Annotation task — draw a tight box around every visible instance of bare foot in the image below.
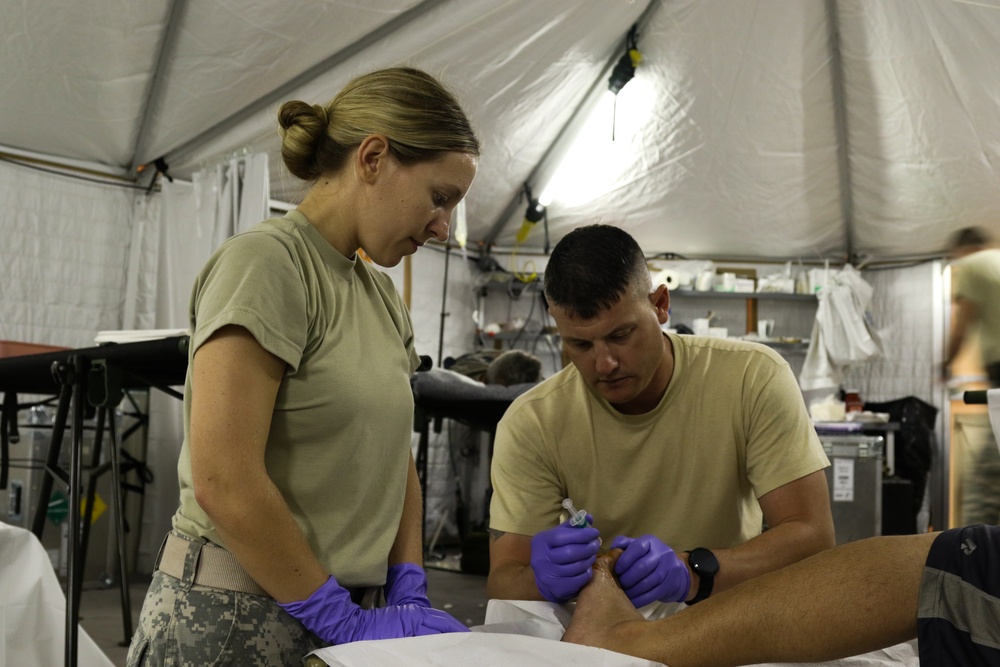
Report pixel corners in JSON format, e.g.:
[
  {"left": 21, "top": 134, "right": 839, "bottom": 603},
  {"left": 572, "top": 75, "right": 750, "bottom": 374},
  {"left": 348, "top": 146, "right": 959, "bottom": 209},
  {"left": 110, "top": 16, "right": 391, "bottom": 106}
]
[{"left": 562, "top": 549, "right": 645, "bottom": 652}]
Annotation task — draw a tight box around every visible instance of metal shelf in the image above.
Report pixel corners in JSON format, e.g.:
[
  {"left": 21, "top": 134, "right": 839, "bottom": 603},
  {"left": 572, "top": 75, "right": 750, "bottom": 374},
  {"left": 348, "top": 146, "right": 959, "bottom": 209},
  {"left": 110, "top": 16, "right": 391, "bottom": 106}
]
[
  {"left": 670, "top": 289, "right": 817, "bottom": 335},
  {"left": 479, "top": 331, "right": 558, "bottom": 342},
  {"left": 670, "top": 290, "right": 816, "bottom": 301},
  {"left": 755, "top": 340, "right": 809, "bottom": 350}
]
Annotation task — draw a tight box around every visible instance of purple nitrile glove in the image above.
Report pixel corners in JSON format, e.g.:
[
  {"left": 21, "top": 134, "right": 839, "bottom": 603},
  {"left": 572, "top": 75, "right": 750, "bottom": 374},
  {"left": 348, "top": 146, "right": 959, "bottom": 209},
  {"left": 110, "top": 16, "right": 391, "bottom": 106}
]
[
  {"left": 611, "top": 534, "right": 691, "bottom": 607},
  {"left": 530, "top": 515, "right": 601, "bottom": 603},
  {"left": 279, "top": 574, "right": 469, "bottom": 645},
  {"left": 384, "top": 562, "right": 432, "bottom": 607}
]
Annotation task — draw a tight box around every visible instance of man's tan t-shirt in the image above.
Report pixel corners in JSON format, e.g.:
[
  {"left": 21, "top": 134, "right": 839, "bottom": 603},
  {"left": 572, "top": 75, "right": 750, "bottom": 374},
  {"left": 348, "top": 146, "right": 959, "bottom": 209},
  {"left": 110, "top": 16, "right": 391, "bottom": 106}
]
[{"left": 490, "top": 334, "right": 829, "bottom": 552}]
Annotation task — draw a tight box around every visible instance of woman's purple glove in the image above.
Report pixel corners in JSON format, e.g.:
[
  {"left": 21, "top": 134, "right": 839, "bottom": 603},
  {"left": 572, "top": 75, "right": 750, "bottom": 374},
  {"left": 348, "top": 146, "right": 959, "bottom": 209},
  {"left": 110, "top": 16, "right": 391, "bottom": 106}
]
[
  {"left": 384, "top": 562, "right": 433, "bottom": 607},
  {"left": 278, "top": 575, "right": 469, "bottom": 645},
  {"left": 611, "top": 534, "right": 691, "bottom": 607},
  {"left": 530, "top": 515, "right": 601, "bottom": 603}
]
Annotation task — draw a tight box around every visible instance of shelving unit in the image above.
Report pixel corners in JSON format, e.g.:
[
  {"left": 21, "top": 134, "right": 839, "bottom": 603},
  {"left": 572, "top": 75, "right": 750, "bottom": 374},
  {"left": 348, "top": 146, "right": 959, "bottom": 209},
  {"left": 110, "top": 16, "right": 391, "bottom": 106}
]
[
  {"left": 669, "top": 289, "right": 817, "bottom": 335},
  {"left": 472, "top": 276, "right": 816, "bottom": 361},
  {"left": 473, "top": 273, "right": 562, "bottom": 375}
]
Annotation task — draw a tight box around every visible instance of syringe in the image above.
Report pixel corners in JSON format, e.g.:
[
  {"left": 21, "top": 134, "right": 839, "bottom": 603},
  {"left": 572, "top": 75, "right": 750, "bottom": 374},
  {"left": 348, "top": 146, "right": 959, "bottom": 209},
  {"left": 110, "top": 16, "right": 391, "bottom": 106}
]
[{"left": 562, "top": 498, "right": 589, "bottom": 527}]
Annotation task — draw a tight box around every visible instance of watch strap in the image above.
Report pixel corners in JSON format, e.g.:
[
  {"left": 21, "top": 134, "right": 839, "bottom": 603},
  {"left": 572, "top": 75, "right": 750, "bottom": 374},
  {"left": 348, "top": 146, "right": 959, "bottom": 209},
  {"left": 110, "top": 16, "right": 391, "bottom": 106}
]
[{"left": 685, "top": 548, "right": 717, "bottom": 605}]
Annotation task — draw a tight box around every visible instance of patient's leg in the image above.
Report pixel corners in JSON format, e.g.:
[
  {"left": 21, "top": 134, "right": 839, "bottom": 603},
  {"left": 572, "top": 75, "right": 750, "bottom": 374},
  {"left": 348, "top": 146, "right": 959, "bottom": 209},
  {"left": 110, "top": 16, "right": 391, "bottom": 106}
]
[
  {"left": 565, "top": 533, "right": 934, "bottom": 667},
  {"left": 562, "top": 549, "right": 644, "bottom": 648}
]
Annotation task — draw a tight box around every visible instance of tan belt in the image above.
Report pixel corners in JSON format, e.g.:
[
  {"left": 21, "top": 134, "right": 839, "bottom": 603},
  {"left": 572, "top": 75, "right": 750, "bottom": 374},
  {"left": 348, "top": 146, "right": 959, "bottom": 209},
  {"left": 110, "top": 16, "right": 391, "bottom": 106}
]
[
  {"left": 155, "top": 532, "right": 383, "bottom": 608},
  {"left": 157, "top": 532, "right": 269, "bottom": 597}
]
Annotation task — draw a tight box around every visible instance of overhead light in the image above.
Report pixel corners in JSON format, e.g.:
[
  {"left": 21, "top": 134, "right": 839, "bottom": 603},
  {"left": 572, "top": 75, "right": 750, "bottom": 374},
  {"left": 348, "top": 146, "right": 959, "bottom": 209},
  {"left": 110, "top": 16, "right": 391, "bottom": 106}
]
[
  {"left": 513, "top": 182, "right": 551, "bottom": 251},
  {"left": 515, "top": 200, "right": 545, "bottom": 243},
  {"left": 608, "top": 24, "right": 642, "bottom": 95},
  {"left": 511, "top": 22, "right": 649, "bottom": 224},
  {"left": 516, "top": 185, "right": 546, "bottom": 244}
]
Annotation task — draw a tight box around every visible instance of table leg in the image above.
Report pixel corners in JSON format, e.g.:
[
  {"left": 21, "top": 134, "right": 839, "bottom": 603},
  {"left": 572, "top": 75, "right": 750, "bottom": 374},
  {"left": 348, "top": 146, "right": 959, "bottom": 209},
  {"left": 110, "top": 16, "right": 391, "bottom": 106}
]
[{"left": 886, "top": 431, "right": 895, "bottom": 477}]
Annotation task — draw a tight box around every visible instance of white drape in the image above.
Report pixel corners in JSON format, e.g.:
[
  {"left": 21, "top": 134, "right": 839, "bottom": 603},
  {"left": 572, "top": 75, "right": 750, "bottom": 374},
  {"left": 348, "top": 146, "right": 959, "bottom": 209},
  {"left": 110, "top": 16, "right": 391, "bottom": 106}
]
[
  {"left": 800, "top": 265, "right": 885, "bottom": 392},
  {"left": 0, "top": 523, "right": 115, "bottom": 667},
  {"left": 132, "top": 154, "right": 269, "bottom": 573}
]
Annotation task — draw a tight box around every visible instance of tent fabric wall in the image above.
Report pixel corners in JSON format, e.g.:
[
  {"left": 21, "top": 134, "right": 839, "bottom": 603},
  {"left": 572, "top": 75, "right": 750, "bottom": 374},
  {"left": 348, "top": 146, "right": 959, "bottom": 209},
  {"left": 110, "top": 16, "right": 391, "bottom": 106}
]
[
  {"left": 0, "top": 160, "right": 135, "bottom": 348},
  {"left": 8, "top": 1, "right": 999, "bottom": 260},
  {"left": 382, "top": 248, "right": 481, "bottom": 370},
  {"left": 532, "top": 0, "right": 845, "bottom": 258},
  {"left": 840, "top": 1, "right": 1000, "bottom": 257},
  {"left": 843, "top": 263, "right": 941, "bottom": 407}
]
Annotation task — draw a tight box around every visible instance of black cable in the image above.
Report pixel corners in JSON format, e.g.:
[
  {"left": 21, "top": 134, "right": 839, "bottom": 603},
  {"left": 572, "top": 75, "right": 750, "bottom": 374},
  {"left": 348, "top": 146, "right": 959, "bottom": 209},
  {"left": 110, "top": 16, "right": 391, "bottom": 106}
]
[
  {"left": 542, "top": 208, "right": 550, "bottom": 254},
  {"left": 510, "top": 280, "right": 540, "bottom": 348},
  {"left": 119, "top": 447, "right": 154, "bottom": 484},
  {"left": 445, "top": 420, "right": 468, "bottom": 539}
]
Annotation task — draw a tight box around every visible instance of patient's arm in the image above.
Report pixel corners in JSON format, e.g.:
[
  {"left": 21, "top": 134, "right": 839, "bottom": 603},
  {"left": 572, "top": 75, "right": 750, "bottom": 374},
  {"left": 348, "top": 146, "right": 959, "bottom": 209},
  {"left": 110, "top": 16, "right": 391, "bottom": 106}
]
[{"left": 564, "top": 533, "right": 932, "bottom": 667}]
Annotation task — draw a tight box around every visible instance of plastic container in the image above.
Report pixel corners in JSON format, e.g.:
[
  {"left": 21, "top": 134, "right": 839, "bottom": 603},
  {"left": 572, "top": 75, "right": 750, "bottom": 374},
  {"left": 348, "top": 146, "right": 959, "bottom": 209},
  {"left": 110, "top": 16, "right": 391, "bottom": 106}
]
[{"left": 844, "top": 390, "right": 863, "bottom": 413}]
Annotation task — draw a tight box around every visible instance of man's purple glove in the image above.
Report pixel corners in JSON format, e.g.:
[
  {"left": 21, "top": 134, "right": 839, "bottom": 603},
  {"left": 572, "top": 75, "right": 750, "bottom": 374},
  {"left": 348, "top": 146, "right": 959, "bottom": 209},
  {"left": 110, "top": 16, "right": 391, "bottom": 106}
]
[
  {"left": 610, "top": 534, "right": 691, "bottom": 607},
  {"left": 279, "top": 574, "right": 469, "bottom": 645},
  {"left": 530, "top": 515, "right": 601, "bottom": 603},
  {"left": 384, "top": 562, "right": 432, "bottom": 607}
]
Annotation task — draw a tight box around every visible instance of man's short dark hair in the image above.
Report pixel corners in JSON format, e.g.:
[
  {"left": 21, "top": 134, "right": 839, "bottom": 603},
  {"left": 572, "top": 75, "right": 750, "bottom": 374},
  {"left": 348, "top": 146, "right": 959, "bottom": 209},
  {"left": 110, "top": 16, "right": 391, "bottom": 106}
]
[
  {"left": 949, "top": 226, "right": 992, "bottom": 251},
  {"left": 543, "top": 224, "right": 649, "bottom": 319}
]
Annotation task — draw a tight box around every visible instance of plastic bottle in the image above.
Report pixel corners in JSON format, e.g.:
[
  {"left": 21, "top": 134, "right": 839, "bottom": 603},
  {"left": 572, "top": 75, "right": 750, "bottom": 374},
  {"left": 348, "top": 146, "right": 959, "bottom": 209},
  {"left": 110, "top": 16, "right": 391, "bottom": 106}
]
[
  {"left": 795, "top": 270, "right": 809, "bottom": 294},
  {"left": 844, "top": 389, "right": 863, "bottom": 413}
]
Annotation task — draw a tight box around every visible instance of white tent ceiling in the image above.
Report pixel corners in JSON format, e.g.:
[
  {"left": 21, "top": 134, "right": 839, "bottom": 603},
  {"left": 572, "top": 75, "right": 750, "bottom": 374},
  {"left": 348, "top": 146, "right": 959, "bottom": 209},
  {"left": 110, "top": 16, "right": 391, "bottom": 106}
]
[{"left": 4, "top": 0, "right": 1000, "bottom": 262}]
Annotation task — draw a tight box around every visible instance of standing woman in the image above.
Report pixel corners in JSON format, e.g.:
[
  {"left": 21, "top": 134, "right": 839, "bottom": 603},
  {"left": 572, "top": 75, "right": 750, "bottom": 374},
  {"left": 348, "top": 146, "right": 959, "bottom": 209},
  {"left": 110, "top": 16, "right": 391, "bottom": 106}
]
[{"left": 127, "top": 67, "right": 479, "bottom": 666}]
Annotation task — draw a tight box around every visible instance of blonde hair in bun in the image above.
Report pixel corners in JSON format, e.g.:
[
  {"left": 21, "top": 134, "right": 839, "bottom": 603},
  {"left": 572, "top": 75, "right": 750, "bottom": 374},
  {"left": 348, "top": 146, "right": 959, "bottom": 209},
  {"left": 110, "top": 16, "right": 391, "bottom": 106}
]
[{"left": 278, "top": 66, "right": 479, "bottom": 183}]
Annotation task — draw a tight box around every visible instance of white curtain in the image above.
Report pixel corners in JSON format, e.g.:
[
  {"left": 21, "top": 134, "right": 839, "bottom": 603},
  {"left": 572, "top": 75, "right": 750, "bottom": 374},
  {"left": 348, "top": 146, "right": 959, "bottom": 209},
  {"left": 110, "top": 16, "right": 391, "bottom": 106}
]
[{"left": 132, "top": 154, "right": 269, "bottom": 572}]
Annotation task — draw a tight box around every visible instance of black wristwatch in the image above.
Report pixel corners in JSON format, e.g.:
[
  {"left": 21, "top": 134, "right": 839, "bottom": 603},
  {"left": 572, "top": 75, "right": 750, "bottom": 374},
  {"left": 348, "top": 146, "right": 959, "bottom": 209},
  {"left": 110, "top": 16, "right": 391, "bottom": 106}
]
[{"left": 685, "top": 548, "right": 719, "bottom": 605}]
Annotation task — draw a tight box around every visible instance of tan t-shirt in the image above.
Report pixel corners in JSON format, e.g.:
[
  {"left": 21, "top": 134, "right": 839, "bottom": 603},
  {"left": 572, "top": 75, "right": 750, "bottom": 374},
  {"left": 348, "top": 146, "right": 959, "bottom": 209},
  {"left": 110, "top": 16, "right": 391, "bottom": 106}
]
[
  {"left": 953, "top": 248, "right": 1000, "bottom": 366},
  {"left": 490, "top": 334, "right": 829, "bottom": 552},
  {"left": 172, "top": 211, "right": 420, "bottom": 587}
]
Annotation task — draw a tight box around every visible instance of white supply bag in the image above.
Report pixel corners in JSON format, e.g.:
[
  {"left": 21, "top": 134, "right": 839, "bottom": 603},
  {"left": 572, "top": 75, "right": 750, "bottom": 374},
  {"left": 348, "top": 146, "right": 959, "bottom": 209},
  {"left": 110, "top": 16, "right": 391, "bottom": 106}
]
[{"left": 800, "top": 265, "right": 884, "bottom": 390}]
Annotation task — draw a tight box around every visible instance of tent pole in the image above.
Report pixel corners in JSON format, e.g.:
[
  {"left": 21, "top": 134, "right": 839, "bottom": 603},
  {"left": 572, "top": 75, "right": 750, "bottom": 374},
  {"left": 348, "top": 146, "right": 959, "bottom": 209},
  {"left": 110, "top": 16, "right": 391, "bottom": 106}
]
[
  {"left": 824, "top": 0, "right": 856, "bottom": 264},
  {"left": 157, "top": 0, "right": 450, "bottom": 170},
  {"left": 437, "top": 245, "right": 451, "bottom": 369},
  {"left": 128, "top": 0, "right": 190, "bottom": 174},
  {"left": 0, "top": 150, "right": 134, "bottom": 183},
  {"left": 481, "top": 0, "right": 662, "bottom": 252}
]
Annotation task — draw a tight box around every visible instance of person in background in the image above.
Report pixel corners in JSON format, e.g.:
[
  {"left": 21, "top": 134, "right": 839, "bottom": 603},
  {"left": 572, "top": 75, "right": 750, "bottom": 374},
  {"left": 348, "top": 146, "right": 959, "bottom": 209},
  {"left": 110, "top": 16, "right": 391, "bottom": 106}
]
[
  {"left": 488, "top": 224, "right": 835, "bottom": 613},
  {"left": 485, "top": 349, "right": 543, "bottom": 386},
  {"left": 446, "top": 349, "right": 503, "bottom": 382},
  {"left": 127, "top": 67, "right": 479, "bottom": 665},
  {"left": 564, "top": 525, "right": 1000, "bottom": 666},
  {"left": 943, "top": 226, "right": 1000, "bottom": 387},
  {"left": 943, "top": 226, "right": 1000, "bottom": 525}
]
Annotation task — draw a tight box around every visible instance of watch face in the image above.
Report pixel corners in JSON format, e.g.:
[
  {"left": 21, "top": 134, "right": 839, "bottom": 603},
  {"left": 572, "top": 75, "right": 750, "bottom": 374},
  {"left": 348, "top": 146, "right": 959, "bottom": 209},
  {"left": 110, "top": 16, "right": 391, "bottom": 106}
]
[{"left": 690, "top": 548, "right": 719, "bottom": 576}]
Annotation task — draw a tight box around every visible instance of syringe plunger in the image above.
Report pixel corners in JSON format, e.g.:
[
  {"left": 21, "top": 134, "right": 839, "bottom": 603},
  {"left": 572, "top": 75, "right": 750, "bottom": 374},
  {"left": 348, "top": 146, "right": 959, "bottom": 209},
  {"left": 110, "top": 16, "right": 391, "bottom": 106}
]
[{"left": 562, "top": 498, "right": 588, "bottom": 527}]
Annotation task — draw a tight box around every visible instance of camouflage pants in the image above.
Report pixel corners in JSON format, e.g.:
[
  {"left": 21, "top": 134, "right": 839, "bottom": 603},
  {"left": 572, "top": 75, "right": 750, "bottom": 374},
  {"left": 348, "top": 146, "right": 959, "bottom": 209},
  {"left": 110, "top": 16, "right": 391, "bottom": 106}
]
[{"left": 126, "top": 545, "right": 322, "bottom": 666}]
